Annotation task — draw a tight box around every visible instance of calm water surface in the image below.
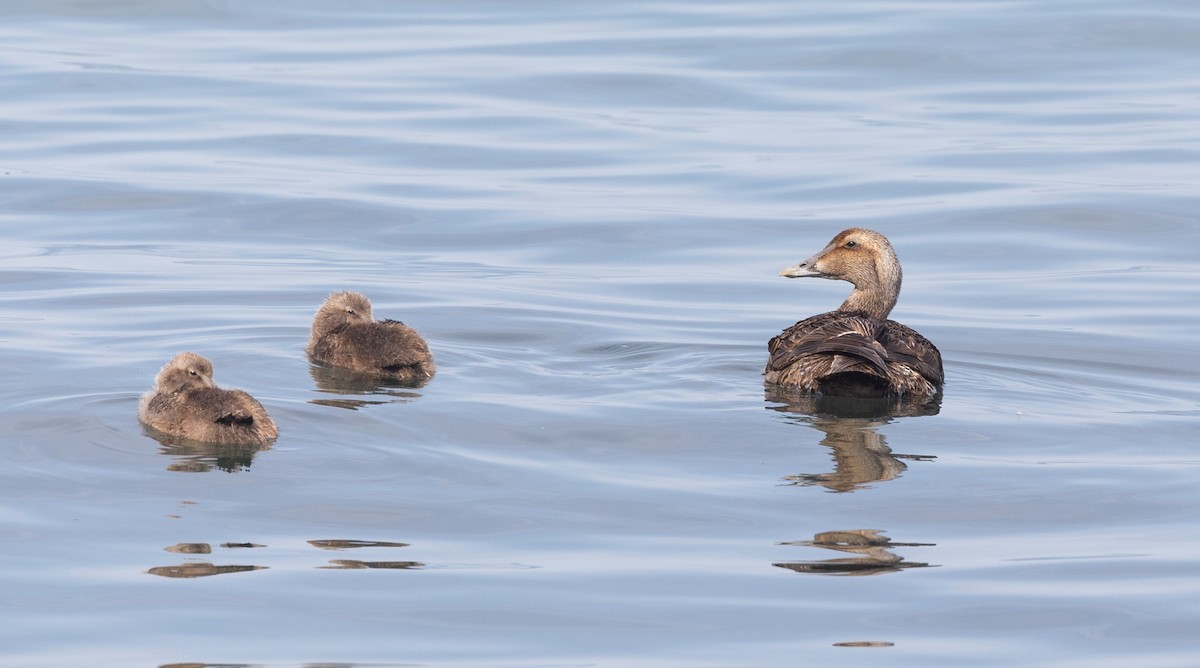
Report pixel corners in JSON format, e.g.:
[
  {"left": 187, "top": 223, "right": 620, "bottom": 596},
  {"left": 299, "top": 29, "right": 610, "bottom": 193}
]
[{"left": 2, "top": 1, "right": 1199, "bottom": 666}]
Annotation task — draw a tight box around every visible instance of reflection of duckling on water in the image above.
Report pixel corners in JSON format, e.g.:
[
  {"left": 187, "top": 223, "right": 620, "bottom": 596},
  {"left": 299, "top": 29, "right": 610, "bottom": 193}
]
[
  {"left": 307, "top": 291, "right": 435, "bottom": 383},
  {"left": 139, "top": 352, "right": 277, "bottom": 446},
  {"left": 774, "top": 529, "right": 934, "bottom": 575},
  {"left": 766, "top": 228, "right": 943, "bottom": 401}
]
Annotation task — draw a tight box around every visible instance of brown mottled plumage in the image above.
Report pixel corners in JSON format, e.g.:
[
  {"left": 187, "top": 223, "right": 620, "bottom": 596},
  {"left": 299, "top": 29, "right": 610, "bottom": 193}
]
[
  {"left": 306, "top": 291, "right": 435, "bottom": 383},
  {"left": 765, "top": 228, "right": 943, "bottom": 400},
  {"left": 139, "top": 352, "right": 278, "bottom": 446}
]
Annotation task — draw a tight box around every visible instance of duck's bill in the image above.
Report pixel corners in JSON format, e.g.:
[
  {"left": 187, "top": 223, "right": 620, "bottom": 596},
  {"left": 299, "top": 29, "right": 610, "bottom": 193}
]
[{"left": 779, "top": 260, "right": 822, "bottom": 278}]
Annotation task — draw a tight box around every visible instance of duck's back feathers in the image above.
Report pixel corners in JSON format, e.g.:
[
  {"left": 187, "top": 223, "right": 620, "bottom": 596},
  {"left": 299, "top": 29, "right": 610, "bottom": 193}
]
[{"left": 767, "top": 311, "right": 942, "bottom": 399}]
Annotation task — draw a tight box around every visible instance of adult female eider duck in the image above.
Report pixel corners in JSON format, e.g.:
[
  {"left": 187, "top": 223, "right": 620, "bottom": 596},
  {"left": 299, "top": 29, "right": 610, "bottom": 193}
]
[
  {"left": 139, "top": 352, "right": 278, "bottom": 446},
  {"left": 306, "top": 291, "right": 435, "bottom": 382},
  {"left": 765, "top": 228, "right": 943, "bottom": 400}
]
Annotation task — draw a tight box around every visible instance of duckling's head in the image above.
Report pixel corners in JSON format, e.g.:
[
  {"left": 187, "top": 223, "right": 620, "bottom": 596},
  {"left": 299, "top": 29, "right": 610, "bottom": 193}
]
[
  {"left": 779, "top": 228, "right": 902, "bottom": 318},
  {"left": 311, "top": 291, "right": 374, "bottom": 339},
  {"left": 154, "top": 352, "right": 217, "bottom": 393}
]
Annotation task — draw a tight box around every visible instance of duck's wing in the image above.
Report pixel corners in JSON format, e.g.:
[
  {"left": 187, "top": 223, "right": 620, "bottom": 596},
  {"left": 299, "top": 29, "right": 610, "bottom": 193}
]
[
  {"left": 214, "top": 412, "right": 255, "bottom": 427},
  {"left": 880, "top": 321, "right": 944, "bottom": 386},
  {"left": 199, "top": 388, "right": 273, "bottom": 431},
  {"left": 366, "top": 321, "right": 432, "bottom": 371},
  {"left": 767, "top": 312, "right": 889, "bottom": 378},
  {"left": 149, "top": 387, "right": 272, "bottom": 445}
]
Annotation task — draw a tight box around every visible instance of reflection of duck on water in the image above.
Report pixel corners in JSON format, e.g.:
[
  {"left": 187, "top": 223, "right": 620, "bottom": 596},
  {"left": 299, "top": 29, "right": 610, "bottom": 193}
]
[
  {"left": 307, "top": 360, "right": 425, "bottom": 409},
  {"left": 157, "top": 437, "right": 270, "bottom": 473},
  {"left": 148, "top": 538, "right": 419, "bottom": 577},
  {"left": 772, "top": 411, "right": 935, "bottom": 493},
  {"left": 321, "top": 560, "right": 423, "bottom": 570},
  {"left": 767, "top": 384, "right": 940, "bottom": 420},
  {"left": 311, "top": 539, "right": 422, "bottom": 569},
  {"left": 766, "top": 228, "right": 943, "bottom": 404},
  {"left": 775, "top": 529, "right": 935, "bottom": 575},
  {"left": 148, "top": 563, "right": 265, "bottom": 578}
]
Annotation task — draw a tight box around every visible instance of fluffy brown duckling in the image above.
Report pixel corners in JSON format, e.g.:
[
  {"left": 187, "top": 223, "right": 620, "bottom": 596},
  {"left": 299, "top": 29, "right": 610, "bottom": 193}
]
[
  {"left": 139, "top": 352, "right": 278, "bottom": 446},
  {"left": 765, "top": 228, "right": 943, "bottom": 400},
  {"left": 306, "top": 291, "right": 435, "bottom": 382}
]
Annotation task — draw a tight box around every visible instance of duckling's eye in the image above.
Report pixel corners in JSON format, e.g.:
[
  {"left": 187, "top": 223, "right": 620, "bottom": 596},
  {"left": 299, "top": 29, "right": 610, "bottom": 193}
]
[
  {"left": 845, "top": 240, "right": 858, "bottom": 248},
  {"left": 188, "top": 370, "right": 198, "bottom": 376}
]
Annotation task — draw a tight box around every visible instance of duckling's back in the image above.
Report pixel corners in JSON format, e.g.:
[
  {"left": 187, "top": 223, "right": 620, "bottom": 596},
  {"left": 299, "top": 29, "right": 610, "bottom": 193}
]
[
  {"left": 309, "top": 319, "right": 435, "bottom": 382},
  {"left": 141, "top": 387, "right": 277, "bottom": 446}
]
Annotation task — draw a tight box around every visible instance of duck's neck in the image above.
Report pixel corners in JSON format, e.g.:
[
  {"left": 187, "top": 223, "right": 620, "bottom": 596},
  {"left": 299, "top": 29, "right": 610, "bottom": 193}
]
[{"left": 838, "top": 261, "right": 901, "bottom": 320}]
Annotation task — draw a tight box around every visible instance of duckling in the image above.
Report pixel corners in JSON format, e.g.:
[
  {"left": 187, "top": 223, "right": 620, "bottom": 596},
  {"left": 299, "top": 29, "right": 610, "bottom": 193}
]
[
  {"left": 766, "top": 228, "right": 943, "bottom": 400},
  {"left": 139, "top": 352, "right": 277, "bottom": 446},
  {"left": 306, "top": 291, "right": 435, "bottom": 383}
]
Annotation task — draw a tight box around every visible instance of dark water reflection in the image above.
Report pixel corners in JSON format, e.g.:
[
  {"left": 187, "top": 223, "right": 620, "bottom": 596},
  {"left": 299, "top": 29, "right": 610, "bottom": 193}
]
[
  {"left": 775, "top": 529, "right": 937, "bottom": 576},
  {"left": 148, "top": 563, "right": 266, "bottom": 579},
  {"left": 165, "top": 543, "right": 214, "bottom": 554},
  {"left": 150, "top": 429, "right": 272, "bottom": 473},
  {"left": 320, "top": 560, "right": 423, "bottom": 570},
  {"left": 307, "top": 361, "right": 428, "bottom": 410},
  {"left": 149, "top": 539, "right": 418, "bottom": 577},
  {"left": 766, "top": 388, "right": 939, "bottom": 492},
  {"left": 765, "top": 386, "right": 942, "bottom": 420},
  {"left": 308, "top": 540, "right": 410, "bottom": 550}
]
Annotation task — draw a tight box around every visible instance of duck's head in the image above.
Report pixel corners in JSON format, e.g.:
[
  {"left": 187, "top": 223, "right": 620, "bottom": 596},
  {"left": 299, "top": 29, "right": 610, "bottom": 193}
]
[
  {"left": 155, "top": 352, "right": 217, "bottom": 393},
  {"left": 312, "top": 291, "right": 374, "bottom": 336},
  {"left": 779, "top": 228, "right": 902, "bottom": 318}
]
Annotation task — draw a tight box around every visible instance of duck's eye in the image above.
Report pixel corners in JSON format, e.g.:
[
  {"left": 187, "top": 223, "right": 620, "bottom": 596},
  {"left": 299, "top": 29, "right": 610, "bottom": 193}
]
[
  {"left": 845, "top": 240, "right": 858, "bottom": 248},
  {"left": 188, "top": 370, "right": 198, "bottom": 376}
]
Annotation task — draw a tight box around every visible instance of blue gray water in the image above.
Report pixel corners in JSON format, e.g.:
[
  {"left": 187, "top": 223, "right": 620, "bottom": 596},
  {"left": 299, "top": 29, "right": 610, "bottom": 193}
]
[{"left": 2, "top": 1, "right": 1199, "bottom": 666}]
